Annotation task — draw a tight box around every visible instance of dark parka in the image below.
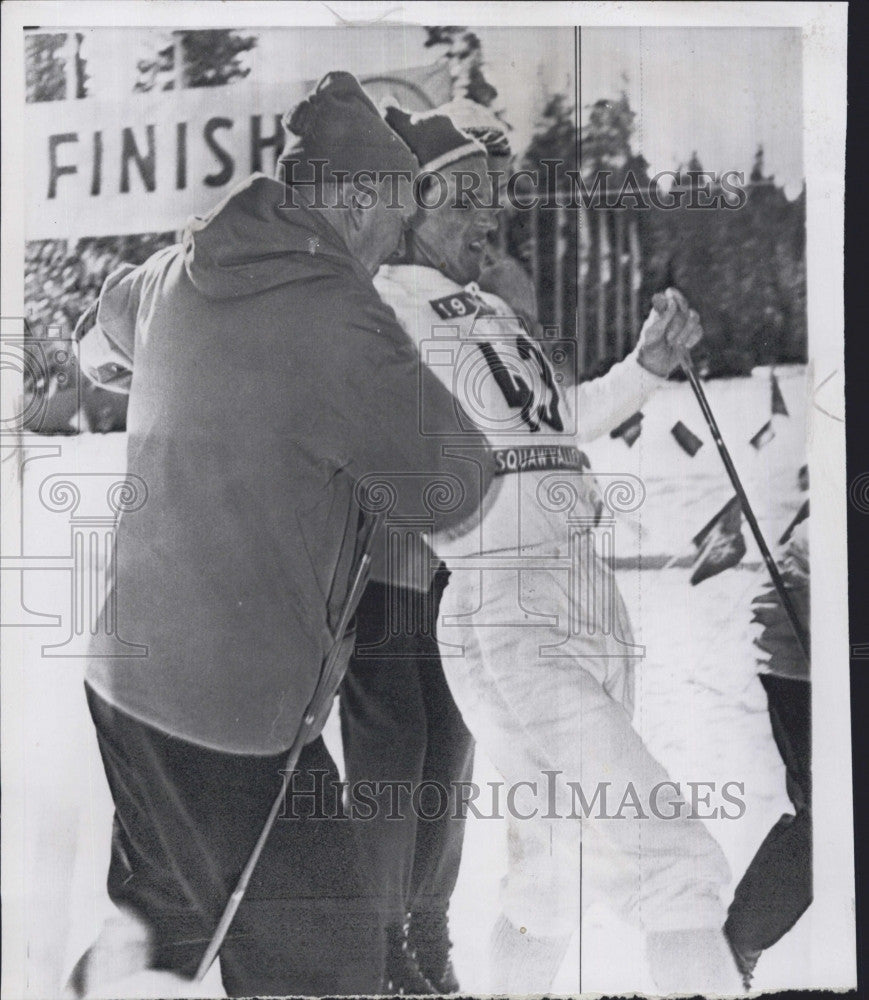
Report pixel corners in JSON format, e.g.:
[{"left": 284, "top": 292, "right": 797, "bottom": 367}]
[{"left": 83, "top": 174, "right": 494, "bottom": 754}]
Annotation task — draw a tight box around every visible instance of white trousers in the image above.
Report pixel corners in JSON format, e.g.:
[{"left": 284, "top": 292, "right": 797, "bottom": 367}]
[{"left": 437, "top": 545, "right": 730, "bottom": 937}]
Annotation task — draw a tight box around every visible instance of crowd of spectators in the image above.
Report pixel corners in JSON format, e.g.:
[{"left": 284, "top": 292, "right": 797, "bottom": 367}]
[
  {"left": 24, "top": 234, "right": 174, "bottom": 433},
  {"left": 25, "top": 235, "right": 174, "bottom": 338}
]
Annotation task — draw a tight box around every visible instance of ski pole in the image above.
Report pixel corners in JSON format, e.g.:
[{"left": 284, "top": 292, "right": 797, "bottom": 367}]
[
  {"left": 677, "top": 347, "right": 810, "bottom": 663},
  {"left": 194, "top": 513, "right": 382, "bottom": 981}
]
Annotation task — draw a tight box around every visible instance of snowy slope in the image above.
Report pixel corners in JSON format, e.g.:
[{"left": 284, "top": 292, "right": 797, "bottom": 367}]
[{"left": 10, "top": 367, "right": 811, "bottom": 996}]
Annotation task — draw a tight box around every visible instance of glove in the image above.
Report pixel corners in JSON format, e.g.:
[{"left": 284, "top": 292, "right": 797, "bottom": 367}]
[{"left": 636, "top": 287, "right": 703, "bottom": 377}]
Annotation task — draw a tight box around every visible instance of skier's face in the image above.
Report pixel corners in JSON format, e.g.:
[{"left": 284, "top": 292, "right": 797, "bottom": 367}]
[
  {"left": 353, "top": 175, "right": 417, "bottom": 274},
  {"left": 411, "top": 155, "right": 499, "bottom": 285}
]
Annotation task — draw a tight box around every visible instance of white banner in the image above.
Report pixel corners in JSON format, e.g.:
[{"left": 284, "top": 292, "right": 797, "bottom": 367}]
[{"left": 25, "top": 62, "right": 450, "bottom": 241}]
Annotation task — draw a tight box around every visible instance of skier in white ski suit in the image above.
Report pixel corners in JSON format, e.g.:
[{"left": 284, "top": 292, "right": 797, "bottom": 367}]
[{"left": 375, "top": 101, "right": 740, "bottom": 995}]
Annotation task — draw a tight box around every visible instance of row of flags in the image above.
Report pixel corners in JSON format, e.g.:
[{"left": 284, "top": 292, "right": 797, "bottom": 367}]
[
  {"left": 610, "top": 370, "right": 803, "bottom": 585},
  {"left": 610, "top": 370, "right": 790, "bottom": 452}
]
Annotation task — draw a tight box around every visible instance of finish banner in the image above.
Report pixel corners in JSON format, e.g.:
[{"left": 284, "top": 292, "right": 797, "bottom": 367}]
[{"left": 25, "top": 62, "right": 449, "bottom": 241}]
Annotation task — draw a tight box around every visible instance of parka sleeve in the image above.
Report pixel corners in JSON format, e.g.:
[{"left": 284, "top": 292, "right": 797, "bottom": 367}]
[
  {"left": 76, "top": 263, "right": 143, "bottom": 394},
  {"left": 573, "top": 347, "right": 669, "bottom": 443},
  {"left": 317, "top": 288, "right": 496, "bottom": 534},
  {"left": 751, "top": 521, "right": 810, "bottom": 678}
]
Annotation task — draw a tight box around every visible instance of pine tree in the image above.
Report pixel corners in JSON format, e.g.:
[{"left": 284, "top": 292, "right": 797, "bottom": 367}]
[
  {"left": 514, "top": 88, "right": 807, "bottom": 376},
  {"left": 750, "top": 145, "right": 767, "bottom": 183},
  {"left": 424, "top": 26, "right": 497, "bottom": 106},
  {"left": 582, "top": 94, "right": 635, "bottom": 178},
  {"left": 180, "top": 30, "right": 257, "bottom": 88},
  {"left": 135, "top": 30, "right": 257, "bottom": 92},
  {"left": 73, "top": 32, "right": 89, "bottom": 98},
  {"left": 25, "top": 31, "right": 89, "bottom": 101},
  {"left": 25, "top": 33, "right": 68, "bottom": 102}
]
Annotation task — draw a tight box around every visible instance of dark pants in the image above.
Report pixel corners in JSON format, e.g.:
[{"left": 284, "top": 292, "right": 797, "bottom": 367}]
[
  {"left": 725, "top": 674, "right": 812, "bottom": 953},
  {"left": 85, "top": 683, "right": 383, "bottom": 997},
  {"left": 339, "top": 566, "right": 474, "bottom": 927}
]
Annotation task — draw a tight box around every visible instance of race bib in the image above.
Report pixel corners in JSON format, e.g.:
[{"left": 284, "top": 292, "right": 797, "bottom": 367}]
[{"left": 428, "top": 289, "right": 494, "bottom": 320}]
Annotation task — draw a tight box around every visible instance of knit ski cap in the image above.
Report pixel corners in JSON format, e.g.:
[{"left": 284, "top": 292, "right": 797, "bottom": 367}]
[
  {"left": 384, "top": 105, "right": 486, "bottom": 173},
  {"left": 431, "top": 99, "right": 513, "bottom": 166},
  {"left": 280, "top": 71, "right": 418, "bottom": 183}
]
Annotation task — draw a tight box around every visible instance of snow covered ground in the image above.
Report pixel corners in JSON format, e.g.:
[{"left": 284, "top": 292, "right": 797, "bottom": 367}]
[{"left": 6, "top": 367, "right": 813, "bottom": 997}]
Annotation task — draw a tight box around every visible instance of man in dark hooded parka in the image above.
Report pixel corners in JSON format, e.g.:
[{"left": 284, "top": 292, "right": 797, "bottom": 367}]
[{"left": 70, "top": 72, "right": 495, "bottom": 997}]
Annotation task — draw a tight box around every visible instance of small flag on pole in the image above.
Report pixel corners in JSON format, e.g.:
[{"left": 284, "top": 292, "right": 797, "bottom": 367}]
[
  {"left": 610, "top": 411, "right": 643, "bottom": 447},
  {"left": 690, "top": 495, "right": 747, "bottom": 585},
  {"left": 771, "top": 372, "right": 789, "bottom": 416},
  {"left": 671, "top": 420, "right": 704, "bottom": 456},
  {"left": 750, "top": 420, "right": 776, "bottom": 450},
  {"left": 798, "top": 464, "right": 809, "bottom": 491},
  {"left": 779, "top": 498, "right": 809, "bottom": 546}
]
